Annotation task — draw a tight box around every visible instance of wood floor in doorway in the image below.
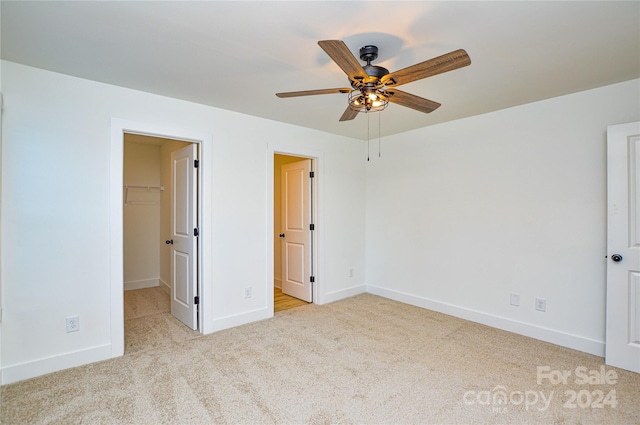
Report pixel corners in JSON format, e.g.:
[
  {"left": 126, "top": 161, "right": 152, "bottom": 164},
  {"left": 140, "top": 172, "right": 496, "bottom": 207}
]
[
  {"left": 124, "top": 286, "right": 200, "bottom": 354},
  {"left": 274, "top": 287, "right": 310, "bottom": 312}
]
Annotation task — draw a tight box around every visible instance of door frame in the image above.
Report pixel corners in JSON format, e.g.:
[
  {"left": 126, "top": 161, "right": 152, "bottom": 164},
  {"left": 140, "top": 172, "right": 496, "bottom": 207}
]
[
  {"left": 110, "top": 118, "right": 213, "bottom": 357},
  {"left": 267, "top": 143, "right": 324, "bottom": 315}
]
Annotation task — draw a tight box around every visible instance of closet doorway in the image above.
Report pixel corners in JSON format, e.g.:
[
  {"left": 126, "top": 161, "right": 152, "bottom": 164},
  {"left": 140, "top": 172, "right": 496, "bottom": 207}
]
[{"left": 123, "top": 134, "right": 200, "bottom": 354}]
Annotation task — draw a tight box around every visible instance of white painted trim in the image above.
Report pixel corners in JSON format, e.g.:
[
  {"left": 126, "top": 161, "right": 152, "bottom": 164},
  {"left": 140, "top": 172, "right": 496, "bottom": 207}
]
[
  {"left": 209, "top": 307, "right": 271, "bottom": 333},
  {"left": 2, "top": 344, "right": 112, "bottom": 385},
  {"left": 109, "top": 121, "right": 125, "bottom": 357},
  {"left": 159, "top": 278, "right": 171, "bottom": 294},
  {"left": 0, "top": 93, "right": 3, "bottom": 386},
  {"left": 267, "top": 143, "right": 325, "bottom": 312},
  {"left": 196, "top": 132, "right": 214, "bottom": 335},
  {"left": 324, "top": 284, "right": 367, "bottom": 304},
  {"left": 366, "top": 284, "right": 605, "bottom": 357},
  {"left": 124, "top": 278, "right": 160, "bottom": 291}
]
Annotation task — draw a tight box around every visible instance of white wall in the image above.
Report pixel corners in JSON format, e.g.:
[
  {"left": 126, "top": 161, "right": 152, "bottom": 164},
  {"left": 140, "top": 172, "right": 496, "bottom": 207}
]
[
  {"left": 123, "top": 140, "right": 161, "bottom": 290},
  {"left": 366, "top": 79, "right": 640, "bottom": 356},
  {"left": 0, "top": 61, "right": 367, "bottom": 383},
  {"left": 3, "top": 56, "right": 634, "bottom": 384}
]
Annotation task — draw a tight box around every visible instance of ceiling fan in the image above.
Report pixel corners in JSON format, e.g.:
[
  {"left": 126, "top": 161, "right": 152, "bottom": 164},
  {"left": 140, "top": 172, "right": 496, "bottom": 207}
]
[{"left": 276, "top": 40, "right": 471, "bottom": 121}]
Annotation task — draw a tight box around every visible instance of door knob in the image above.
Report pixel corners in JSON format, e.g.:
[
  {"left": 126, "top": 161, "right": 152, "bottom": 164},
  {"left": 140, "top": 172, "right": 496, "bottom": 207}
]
[
  {"left": 279, "top": 233, "right": 285, "bottom": 238},
  {"left": 165, "top": 239, "right": 174, "bottom": 245},
  {"left": 611, "top": 254, "right": 623, "bottom": 262}
]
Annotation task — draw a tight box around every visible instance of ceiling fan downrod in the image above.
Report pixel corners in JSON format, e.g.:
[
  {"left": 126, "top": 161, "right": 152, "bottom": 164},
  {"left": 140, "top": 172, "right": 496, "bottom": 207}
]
[{"left": 357, "top": 45, "right": 390, "bottom": 83}]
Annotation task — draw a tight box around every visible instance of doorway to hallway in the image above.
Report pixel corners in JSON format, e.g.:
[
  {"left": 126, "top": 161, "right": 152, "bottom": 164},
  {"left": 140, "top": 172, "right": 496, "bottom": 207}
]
[{"left": 274, "top": 154, "right": 317, "bottom": 310}]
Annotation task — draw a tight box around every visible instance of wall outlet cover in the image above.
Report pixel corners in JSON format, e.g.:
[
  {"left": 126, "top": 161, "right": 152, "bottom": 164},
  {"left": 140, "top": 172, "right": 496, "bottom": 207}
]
[{"left": 66, "top": 315, "right": 79, "bottom": 332}]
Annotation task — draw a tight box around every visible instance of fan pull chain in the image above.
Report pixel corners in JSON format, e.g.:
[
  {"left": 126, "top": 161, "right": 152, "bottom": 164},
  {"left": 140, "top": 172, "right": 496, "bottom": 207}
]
[
  {"left": 378, "top": 111, "right": 381, "bottom": 158},
  {"left": 367, "top": 111, "right": 370, "bottom": 162}
]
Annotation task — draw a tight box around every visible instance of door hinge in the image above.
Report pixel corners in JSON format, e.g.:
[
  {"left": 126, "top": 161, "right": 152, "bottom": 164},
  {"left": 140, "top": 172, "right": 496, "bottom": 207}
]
[
  {"left": 310, "top": 171, "right": 315, "bottom": 178},
  {"left": 194, "top": 159, "right": 199, "bottom": 168},
  {"left": 194, "top": 296, "right": 199, "bottom": 305},
  {"left": 194, "top": 228, "right": 199, "bottom": 237},
  {"left": 310, "top": 276, "right": 315, "bottom": 283},
  {"left": 310, "top": 223, "right": 315, "bottom": 231}
]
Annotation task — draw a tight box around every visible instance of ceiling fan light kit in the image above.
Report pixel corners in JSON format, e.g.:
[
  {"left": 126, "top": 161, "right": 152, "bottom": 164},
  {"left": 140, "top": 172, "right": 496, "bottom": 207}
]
[
  {"left": 348, "top": 89, "right": 389, "bottom": 113},
  {"left": 276, "top": 40, "right": 471, "bottom": 122}
]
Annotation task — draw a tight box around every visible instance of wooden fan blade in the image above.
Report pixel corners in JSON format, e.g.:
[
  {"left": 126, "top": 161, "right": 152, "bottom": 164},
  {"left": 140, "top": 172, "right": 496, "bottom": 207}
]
[
  {"left": 387, "top": 89, "right": 441, "bottom": 114},
  {"left": 339, "top": 106, "right": 359, "bottom": 122},
  {"left": 276, "top": 88, "right": 352, "bottom": 98},
  {"left": 318, "top": 40, "right": 368, "bottom": 81},
  {"left": 382, "top": 49, "right": 471, "bottom": 86}
]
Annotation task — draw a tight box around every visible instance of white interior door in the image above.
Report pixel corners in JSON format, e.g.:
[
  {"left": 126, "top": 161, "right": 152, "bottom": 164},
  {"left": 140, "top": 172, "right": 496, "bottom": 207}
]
[
  {"left": 280, "top": 159, "right": 313, "bottom": 302},
  {"left": 606, "top": 121, "right": 640, "bottom": 373},
  {"left": 170, "top": 144, "right": 198, "bottom": 330}
]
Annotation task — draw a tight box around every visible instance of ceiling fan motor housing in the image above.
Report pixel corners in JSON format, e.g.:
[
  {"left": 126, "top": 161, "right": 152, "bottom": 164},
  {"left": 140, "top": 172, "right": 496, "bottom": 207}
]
[{"left": 363, "top": 65, "right": 389, "bottom": 80}]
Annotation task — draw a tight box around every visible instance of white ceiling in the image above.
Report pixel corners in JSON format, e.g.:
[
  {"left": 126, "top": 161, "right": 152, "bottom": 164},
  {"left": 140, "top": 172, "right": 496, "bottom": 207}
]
[{"left": 2, "top": 1, "right": 639, "bottom": 140}]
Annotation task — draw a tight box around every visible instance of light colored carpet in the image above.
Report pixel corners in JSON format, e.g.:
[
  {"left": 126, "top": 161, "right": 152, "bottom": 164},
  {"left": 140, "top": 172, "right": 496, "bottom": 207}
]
[
  {"left": 124, "top": 287, "right": 200, "bottom": 354},
  {"left": 2, "top": 293, "right": 639, "bottom": 424}
]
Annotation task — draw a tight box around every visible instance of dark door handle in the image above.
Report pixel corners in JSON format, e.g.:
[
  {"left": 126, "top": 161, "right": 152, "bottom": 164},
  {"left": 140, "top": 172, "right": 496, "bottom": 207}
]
[
  {"left": 611, "top": 254, "right": 623, "bottom": 262},
  {"left": 165, "top": 239, "right": 174, "bottom": 245},
  {"left": 279, "top": 233, "right": 285, "bottom": 238}
]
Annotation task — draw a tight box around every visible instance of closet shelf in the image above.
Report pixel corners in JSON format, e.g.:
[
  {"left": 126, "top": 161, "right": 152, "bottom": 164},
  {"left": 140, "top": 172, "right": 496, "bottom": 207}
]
[{"left": 124, "top": 185, "right": 164, "bottom": 206}]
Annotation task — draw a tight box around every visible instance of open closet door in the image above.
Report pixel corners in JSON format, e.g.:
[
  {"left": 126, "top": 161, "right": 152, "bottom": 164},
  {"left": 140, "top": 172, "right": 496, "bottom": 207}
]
[
  {"left": 280, "top": 159, "right": 313, "bottom": 302},
  {"left": 169, "top": 144, "right": 198, "bottom": 330}
]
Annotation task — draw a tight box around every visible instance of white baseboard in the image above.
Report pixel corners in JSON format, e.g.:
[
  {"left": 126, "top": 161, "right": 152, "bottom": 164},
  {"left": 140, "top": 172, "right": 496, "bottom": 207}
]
[
  {"left": 273, "top": 278, "right": 282, "bottom": 289},
  {"left": 4, "top": 284, "right": 603, "bottom": 385},
  {"left": 124, "top": 278, "right": 159, "bottom": 291},
  {"left": 321, "top": 284, "right": 366, "bottom": 305},
  {"left": 1, "top": 344, "right": 113, "bottom": 385},
  {"left": 366, "top": 284, "right": 605, "bottom": 357},
  {"left": 159, "top": 279, "right": 170, "bottom": 294},
  {"left": 205, "top": 307, "right": 271, "bottom": 334}
]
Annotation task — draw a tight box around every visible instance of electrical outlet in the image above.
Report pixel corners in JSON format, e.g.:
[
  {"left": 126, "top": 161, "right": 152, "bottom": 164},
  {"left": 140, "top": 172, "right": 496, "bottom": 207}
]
[
  {"left": 66, "top": 315, "right": 79, "bottom": 332},
  {"left": 510, "top": 293, "right": 520, "bottom": 307},
  {"left": 535, "top": 297, "right": 547, "bottom": 312},
  {"left": 244, "top": 287, "right": 252, "bottom": 299},
  {"left": 349, "top": 268, "right": 354, "bottom": 278}
]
